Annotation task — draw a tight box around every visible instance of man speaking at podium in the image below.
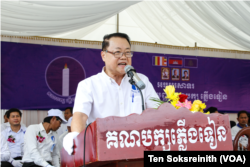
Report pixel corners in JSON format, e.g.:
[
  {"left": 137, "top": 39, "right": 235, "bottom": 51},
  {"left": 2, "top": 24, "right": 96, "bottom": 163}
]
[{"left": 63, "top": 33, "right": 159, "bottom": 155}]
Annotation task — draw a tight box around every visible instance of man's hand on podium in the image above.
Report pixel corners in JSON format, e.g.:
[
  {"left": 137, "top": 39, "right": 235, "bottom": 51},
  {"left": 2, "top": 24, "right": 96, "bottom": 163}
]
[{"left": 63, "top": 132, "right": 79, "bottom": 155}]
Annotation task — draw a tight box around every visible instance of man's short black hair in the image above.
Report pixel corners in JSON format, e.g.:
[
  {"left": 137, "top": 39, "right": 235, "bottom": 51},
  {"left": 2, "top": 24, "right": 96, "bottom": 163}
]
[
  {"left": 206, "top": 107, "right": 218, "bottom": 113},
  {"left": 184, "top": 71, "right": 188, "bottom": 73},
  {"left": 238, "top": 110, "right": 249, "bottom": 118},
  {"left": 6, "top": 108, "right": 22, "bottom": 118},
  {"left": 65, "top": 107, "right": 73, "bottom": 114},
  {"left": 102, "top": 33, "right": 131, "bottom": 51},
  {"left": 43, "top": 116, "right": 61, "bottom": 123}
]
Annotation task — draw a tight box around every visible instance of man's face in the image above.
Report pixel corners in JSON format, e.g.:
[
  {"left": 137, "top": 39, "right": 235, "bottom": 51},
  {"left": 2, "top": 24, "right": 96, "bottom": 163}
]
[
  {"left": 51, "top": 117, "right": 62, "bottom": 131},
  {"left": 64, "top": 109, "right": 72, "bottom": 121},
  {"left": 237, "top": 113, "right": 249, "bottom": 127},
  {"left": 8, "top": 112, "right": 21, "bottom": 126},
  {"left": 101, "top": 37, "right": 132, "bottom": 76},
  {"left": 174, "top": 70, "right": 177, "bottom": 76},
  {"left": 184, "top": 72, "right": 188, "bottom": 77}
]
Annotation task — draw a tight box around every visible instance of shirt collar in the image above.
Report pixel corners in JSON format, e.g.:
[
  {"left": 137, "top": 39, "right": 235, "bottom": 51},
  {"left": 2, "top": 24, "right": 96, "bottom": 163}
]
[
  {"left": 7, "top": 125, "right": 25, "bottom": 133},
  {"left": 39, "top": 122, "right": 46, "bottom": 132},
  {"left": 101, "top": 67, "right": 112, "bottom": 83},
  {"left": 101, "top": 67, "right": 127, "bottom": 84},
  {"left": 39, "top": 122, "right": 53, "bottom": 135},
  {"left": 7, "top": 126, "right": 12, "bottom": 132},
  {"left": 4, "top": 122, "right": 10, "bottom": 126},
  {"left": 237, "top": 123, "right": 248, "bottom": 129}
]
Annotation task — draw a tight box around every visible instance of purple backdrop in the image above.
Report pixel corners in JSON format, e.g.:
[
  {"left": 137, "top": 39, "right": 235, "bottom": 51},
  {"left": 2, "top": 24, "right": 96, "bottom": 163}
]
[{"left": 1, "top": 42, "right": 250, "bottom": 112}]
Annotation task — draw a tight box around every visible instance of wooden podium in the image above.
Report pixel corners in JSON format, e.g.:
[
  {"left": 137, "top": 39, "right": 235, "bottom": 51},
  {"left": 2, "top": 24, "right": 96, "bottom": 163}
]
[{"left": 61, "top": 103, "right": 233, "bottom": 167}]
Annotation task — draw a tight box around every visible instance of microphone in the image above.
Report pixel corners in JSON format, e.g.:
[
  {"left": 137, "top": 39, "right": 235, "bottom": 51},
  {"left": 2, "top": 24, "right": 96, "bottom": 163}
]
[{"left": 124, "top": 65, "right": 146, "bottom": 90}]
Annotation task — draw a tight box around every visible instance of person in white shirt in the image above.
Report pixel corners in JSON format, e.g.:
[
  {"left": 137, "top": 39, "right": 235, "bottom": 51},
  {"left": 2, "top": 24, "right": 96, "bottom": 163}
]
[
  {"left": 1, "top": 135, "right": 11, "bottom": 166},
  {"left": 1, "top": 108, "right": 26, "bottom": 167},
  {"left": 56, "top": 107, "right": 72, "bottom": 137},
  {"left": 1, "top": 110, "right": 10, "bottom": 132},
  {"left": 1, "top": 110, "right": 26, "bottom": 133},
  {"left": 4, "top": 111, "right": 9, "bottom": 123},
  {"left": 1, "top": 122, "right": 26, "bottom": 132},
  {"left": 231, "top": 110, "right": 249, "bottom": 150},
  {"left": 63, "top": 33, "right": 159, "bottom": 155},
  {"left": 22, "top": 109, "right": 67, "bottom": 167},
  {"left": 64, "top": 107, "right": 73, "bottom": 122},
  {"left": 58, "top": 117, "right": 72, "bottom": 151}
]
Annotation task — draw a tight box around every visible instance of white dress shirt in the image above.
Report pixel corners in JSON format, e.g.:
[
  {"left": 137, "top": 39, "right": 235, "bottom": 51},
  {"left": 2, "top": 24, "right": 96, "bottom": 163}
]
[
  {"left": 1, "top": 135, "right": 11, "bottom": 162},
  {"left": 58, "top": 131, "right": 68, "bottom": 151},
  {"left": 56, "top": 123, "right": 68, "bottom": 137},
  {"left": 1, "top": 122, "right": 26, "bottom": 132},
  {"left": 1, "top": 122, "right": 10, "bottom": 132},
  {"left": 73, "top": 68, "right": 159, "bottom": 124},
  {"left": 1, "top": 125, "right": 26, "bottom": 158},
  {"left": 22, "top": 123, "right": 60, "bottom": 167},
  {"left": 231, "top": 124, "right": 248, "bottom": 147}
]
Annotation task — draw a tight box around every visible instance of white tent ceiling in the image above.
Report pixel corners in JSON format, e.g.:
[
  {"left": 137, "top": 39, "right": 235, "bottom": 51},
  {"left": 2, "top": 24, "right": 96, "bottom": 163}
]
[
  {"left": 49, "top": 1, "right": 250, "bottom": 51},
  {"left": 1, "top": 1, "right": 250, "bottom": 51}
]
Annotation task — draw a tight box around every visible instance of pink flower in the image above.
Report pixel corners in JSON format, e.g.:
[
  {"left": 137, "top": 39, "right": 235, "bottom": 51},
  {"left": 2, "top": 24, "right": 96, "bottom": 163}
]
[
  {"left": 36, "top": 132, "right": 45, "bottom": 143},
  {"left": 7, "top": 135, "right": 15, "bottom": 143},
  {"left": 38, "top": 137, "right": 45, "bottom": 143},
  {"left": 176, "top": 99, "right": 192, "bottom": 110}
]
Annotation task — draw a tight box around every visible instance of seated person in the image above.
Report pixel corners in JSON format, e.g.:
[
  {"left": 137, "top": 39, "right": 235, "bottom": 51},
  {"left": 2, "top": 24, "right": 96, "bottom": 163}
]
[
  {"left": 1, "top": 110, "right": 11, "bottom": 132},
  {"left": 4, "top": 111, "right": 9, "bottom": 123},
  {"left": 1, "top": 135, "right": 11, "bottom": 166},
  {"left": 230, "top": 120, "right": 236, "bottom": 128},
  {"left": 231, "top": 110, "right": 249, "bottom": 149},
  {"left": 64, "top": 108, "right": 73, "bottom": 122},
  {"left": 1, "top": 108, "right": 26, "bottom": 167},
  {"left": 58, "top": 117, "right": 72, "bottom": 151},
  {"left": 248, "top": 113, "right": 250, "bottom": 126},
  {"left": 56, "top": 107, "right": 73, "bottom": 137},
  {"left": 0, "top": 111, "right": 10, "bottom": 167},
  {"left": 22, "top": 109, "right": 67, "bottom": 167},
  {"left": 63, "top": 33, "right": 159, "bottom": 155},
  {"left": 1, "top": 109, "right": 26, "bottom": 132},
  {"left": 205, "top": 107, "right": 218, "bottom": 114}
]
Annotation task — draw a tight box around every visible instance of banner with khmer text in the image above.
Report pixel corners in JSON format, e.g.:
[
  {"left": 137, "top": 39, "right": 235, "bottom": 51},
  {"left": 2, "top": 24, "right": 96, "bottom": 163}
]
[{"left": 1, "top": 42, "right": 250, "bottom": 112}]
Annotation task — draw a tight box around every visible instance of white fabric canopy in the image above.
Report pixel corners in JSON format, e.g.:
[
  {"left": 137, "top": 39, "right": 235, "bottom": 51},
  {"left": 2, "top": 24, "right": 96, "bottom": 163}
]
[
  {"left": 76, "top": 1, "right": 250, "bottom": 51},
  {"left": 1, "top": 1, "right": 139, "bottom": 36},
  {"left": 1, "top": 1, "right": 250, "bottom": 51},
  {"left": 126, "top": 1, "right": 250, "bottom": 50}
]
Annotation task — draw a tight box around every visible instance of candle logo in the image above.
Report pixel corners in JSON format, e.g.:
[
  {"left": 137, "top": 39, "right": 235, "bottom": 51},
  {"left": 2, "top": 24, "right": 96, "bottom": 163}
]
[
  {"left": 62, "top": 64, "right": 69, "bottom": 96},
  {"left": 45, "top": 56, "right": 85, "bottom": 102}
]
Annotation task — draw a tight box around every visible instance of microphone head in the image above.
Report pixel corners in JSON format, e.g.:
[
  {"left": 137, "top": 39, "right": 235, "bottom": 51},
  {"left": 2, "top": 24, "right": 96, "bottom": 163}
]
[
  {"left": 137, "top": 81, "right": 146, "bottom": 90},
  {"left": 124, "top": 65, "right": 134, "bottom": 73}
]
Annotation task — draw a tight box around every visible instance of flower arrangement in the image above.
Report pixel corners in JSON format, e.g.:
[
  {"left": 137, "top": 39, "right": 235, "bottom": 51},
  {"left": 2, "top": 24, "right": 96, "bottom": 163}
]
[
  {"left": 36, "top": 132, "right": 45, "bottom": 143},
  {"left": 151, "top": 85, "right": 208, "bottom": 114},
  {"left": 7, "top": 135, "right": 15, "bottom": 143}
]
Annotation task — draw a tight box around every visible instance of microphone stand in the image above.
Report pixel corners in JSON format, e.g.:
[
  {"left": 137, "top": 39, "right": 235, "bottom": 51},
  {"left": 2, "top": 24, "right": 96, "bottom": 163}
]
[{"left": 129, "top": 78, "right": 145, "bottom": 112}]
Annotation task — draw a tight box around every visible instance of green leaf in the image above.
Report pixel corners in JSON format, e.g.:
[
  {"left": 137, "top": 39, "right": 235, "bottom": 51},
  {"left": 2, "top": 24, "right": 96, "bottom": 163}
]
[{"left": 150, "top": 97, "right": 166, "bottom": 108}]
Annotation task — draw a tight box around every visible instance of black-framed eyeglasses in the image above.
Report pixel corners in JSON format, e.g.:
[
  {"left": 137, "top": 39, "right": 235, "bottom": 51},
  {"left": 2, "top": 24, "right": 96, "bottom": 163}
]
[{"left": 105, "top": 50, "right": 133, "bottom": 58}]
